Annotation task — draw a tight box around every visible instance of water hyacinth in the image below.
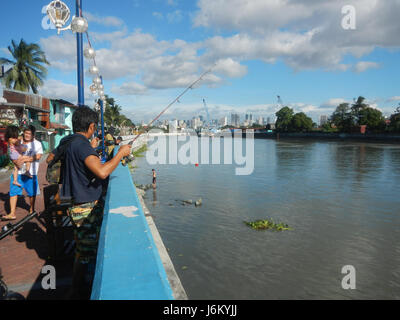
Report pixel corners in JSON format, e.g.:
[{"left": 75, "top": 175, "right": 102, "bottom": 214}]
[{"left": 244, "top": 219, "right": 292, "bottom": 231}]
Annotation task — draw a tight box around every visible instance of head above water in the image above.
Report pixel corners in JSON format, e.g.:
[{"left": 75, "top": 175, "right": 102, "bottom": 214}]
[{"left": 72, "top": 106, "right": 99, "bottom": 136}]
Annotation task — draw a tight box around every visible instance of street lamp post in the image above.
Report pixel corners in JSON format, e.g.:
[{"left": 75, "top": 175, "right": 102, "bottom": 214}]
[
  {"left": 76, "top": 0, "right": 84, "bottom": 107},
  {"left": 47, "top": 0, "right": 107, "bottom": 158},
  {"left": 99, "top": 76, "right": 106, "bottom": 162},
  {"left": 46, "top": 0, "right": 88, "bottom": 107}
]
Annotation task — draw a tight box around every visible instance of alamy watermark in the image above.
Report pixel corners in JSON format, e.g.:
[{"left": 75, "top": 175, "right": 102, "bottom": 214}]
[
  {"left": 41, "top": 265, "right": 56, "bottom": 290},
  {"left": 145, "top": 130, "right": 255, "bottom": 176},
  {"left": 342, "top": 5, "right": 356, "bottom": 30},
  {"left": 341, "top": 265, "right": 356, "bottom": 290},
  {"left": 41, "top": 5, "right": 56, "bottom": 30}
]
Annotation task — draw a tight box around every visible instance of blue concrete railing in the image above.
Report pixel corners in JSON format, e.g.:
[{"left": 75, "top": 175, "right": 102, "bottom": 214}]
[{"left": 91, "top": 154, "right": 174, "bottom": 300}]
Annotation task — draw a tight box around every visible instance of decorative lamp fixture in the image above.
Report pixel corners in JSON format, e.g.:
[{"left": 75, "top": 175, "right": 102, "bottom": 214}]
[
  {"left": 71, "top": 16, "right": 88, "bottom": 33},
  {"left": 46, "top": 0, "right": 70, "bottom": 32},
  {"left": 89, "top": 65, "right": 99, "bottom": 75},
  {"left": 89, "top": 83, "right": 98, "bottom": 94},
  {"left": 84, "top": 47, "right": 96, "bottom": 59},
  {"left": 97, "top": 84, "right": 104, "bottom": 90},
  {"left": 98, "top": 90, "right": 104, "bottom": 97},
  {"left": 93, "top": 77, "right": 102, "bottom": 85}
]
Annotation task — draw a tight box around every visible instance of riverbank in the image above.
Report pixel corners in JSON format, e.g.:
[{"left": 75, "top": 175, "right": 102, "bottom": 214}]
[
  {"left": 135, "top": 187, "right": 187, "bottom": 299},
  {"left": 252, "top": 132, "right": 400, "bottom": 143}
]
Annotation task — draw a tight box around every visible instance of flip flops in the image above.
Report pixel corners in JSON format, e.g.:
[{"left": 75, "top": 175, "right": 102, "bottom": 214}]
[{"left": 0, "top": 215, "right": 17, "bottom": 221}]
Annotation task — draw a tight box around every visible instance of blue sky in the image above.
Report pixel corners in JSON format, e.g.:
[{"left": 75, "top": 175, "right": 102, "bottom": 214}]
[{"left": 1, "top": 0, "right": 400, "bottom": 124}]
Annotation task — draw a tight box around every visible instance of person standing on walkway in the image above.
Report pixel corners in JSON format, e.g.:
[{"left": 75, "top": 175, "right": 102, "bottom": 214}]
[
  {"left": 54, "top": 106, "right": 131, "bottom": 299},
  {"left": 2, "top": 126, "right": 43, "bottom": 220}
]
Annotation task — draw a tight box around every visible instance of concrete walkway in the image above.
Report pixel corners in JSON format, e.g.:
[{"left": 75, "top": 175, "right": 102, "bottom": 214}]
[{"left": 0, "top": 157, "right": 73, "bottom": 299}]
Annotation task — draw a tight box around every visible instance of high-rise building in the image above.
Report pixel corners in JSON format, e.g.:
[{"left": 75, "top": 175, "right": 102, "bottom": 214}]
[
  {"left": 320, "top": 115, "right": 328, "bottom": 126},
  {"left": 219, "top": 116, "right": 228, "bottom": 127},
  {"left": 231, "top": 114, "right": 240, "bottom": 127}
]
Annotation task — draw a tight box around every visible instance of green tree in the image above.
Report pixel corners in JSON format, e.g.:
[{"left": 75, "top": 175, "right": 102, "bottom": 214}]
[
  {"left": 330, "top": 103, "right": 353, "bottom": 132},
  {"left": 275, "top": 107, "right": 294, "bottom": 132},
  {"left": 351, "top": 96, "right": 369, "bottom": 126},
  {"left": 358, "top": 107, "right": 386, "bottom": 132},
  {"left": 102, "top": 95, "right": 135, "bottom": 129},
  {"left": 290, "top": 112, "right": 313, "bottom": 132},
  {"left": 104, "top": 95, "right": 122, "bottom": 127},
  {"left": 388, "top": 105, "right": 400, "bottom": 133},
  {"left": 0, "top": 39, "right": 50, "bottom": 94}
]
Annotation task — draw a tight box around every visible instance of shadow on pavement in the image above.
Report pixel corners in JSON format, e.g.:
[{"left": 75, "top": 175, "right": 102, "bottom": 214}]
[{"left": 0, "top": 193, "right": 31, "bottom": 216}]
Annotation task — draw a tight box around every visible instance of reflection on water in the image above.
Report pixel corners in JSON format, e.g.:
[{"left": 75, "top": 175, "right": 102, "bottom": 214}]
[{"left": 132, "top": 138, "right": 400, "bottom": 299}]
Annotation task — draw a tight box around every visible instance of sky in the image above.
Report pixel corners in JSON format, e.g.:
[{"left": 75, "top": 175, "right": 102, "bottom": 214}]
[{"left": 1, "top": 0, "right": 400, "bottom": 124}]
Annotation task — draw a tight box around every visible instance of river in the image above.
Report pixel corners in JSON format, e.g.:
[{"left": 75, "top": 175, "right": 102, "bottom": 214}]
[{"left": 131, "top": 137, "right": 400, "bottom": 299}]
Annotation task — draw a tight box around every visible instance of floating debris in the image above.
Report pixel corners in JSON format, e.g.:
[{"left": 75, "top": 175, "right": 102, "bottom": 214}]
[
  {"left": 244, "top": 219, "right": 292, "bottom": 231},
  {"left": 195, "top": 198, "right": 202, "bottom": 207}
]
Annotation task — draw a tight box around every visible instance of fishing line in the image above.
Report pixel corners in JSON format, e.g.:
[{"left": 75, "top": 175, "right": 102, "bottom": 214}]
[{"left": 128, "top": 64, "right": 216, "bottom": 145}]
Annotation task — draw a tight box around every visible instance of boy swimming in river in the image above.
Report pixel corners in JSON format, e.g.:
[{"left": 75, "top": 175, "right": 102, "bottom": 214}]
[{"left": 6, "top": 126, "right": 32, "bottom": 187}]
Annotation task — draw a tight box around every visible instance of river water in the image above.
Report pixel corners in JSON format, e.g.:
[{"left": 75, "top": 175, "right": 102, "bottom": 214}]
[{"left": 131, "top": 137, "right": 400, "bottom": 299}]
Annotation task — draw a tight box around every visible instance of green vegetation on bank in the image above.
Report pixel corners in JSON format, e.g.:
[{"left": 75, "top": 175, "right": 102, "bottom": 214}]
[
  {"left": 244, "top": 219, "right": 292, "bottom": 231},
  {"left": 275, "top": 96, "right": 400, "bottom": 134},
  {"left": 128, "top": 144, "right": 148, "bottom": 170},
  {"left": 103, "top": 95, "right": 135, "bottom": 134},
  {"left": 133, "top": 144, "right": 148, "bottom": 158}
]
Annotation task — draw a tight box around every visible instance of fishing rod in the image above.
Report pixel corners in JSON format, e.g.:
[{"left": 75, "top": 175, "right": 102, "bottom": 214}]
[{"left": 122, "top": 65, "right": 215, "bottom": 164}]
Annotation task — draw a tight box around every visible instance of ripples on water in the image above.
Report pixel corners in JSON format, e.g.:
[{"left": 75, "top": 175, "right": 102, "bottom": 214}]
[{"left": 131, "top": 138, "right": 400, "bottom": 299}]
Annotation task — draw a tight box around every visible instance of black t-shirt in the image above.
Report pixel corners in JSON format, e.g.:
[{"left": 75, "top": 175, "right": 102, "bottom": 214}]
[{"left": 60, "top": 133, "right": 102, "bottom": 204}]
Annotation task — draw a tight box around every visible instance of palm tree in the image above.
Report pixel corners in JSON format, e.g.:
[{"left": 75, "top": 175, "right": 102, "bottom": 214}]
[{"left": 0, "top": 39, "right": 50, "bottom": 94}]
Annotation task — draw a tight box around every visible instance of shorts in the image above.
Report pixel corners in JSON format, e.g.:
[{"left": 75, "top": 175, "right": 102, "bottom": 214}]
[
  {"left": 68, "top": 200, "right": 104, "bottom": 264},
  {"left": 9, "top": 174, "right": 40, "bottom": 197}
]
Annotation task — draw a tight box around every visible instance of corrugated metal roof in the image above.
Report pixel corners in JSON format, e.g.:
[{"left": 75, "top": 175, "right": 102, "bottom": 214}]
[{"left": 0, "top": 103, "right": 50, "bottom": 113}]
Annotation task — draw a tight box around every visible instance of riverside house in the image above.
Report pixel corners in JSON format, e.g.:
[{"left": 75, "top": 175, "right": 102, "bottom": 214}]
[
  {"left": 0, "top": 88, "right": 50, "bottom": 150},
  {"left": 48, "top": 99, "right": 77, "bottom": 150},
  {"left": 0, "top": 88, "right": 78, "bottom": 152}
]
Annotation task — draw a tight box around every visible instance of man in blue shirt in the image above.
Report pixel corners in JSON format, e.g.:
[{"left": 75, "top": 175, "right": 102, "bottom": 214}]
[{"left": 47, "top": 106, "right": 131, "bottom": 298}]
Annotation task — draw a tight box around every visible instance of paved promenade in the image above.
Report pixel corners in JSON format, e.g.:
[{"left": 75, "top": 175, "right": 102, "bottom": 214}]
[{"left": 0, "top": 159, "right": 73, "bottom": 299}]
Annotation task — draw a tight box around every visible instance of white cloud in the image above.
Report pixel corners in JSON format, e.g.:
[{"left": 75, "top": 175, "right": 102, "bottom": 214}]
[
  {"left": 111, "top": 82, "right": 148, "bottom": 96},
  {"left": 167, "top": 10, "right": 183, "bottom": 24},
  {"left": 153, "top": 12, "right": 163, "bottom": 20},
  {"left": 83, "top": 12, "right": 124, "bottom": 27},
  {"left": 354, "top": 61, "right": 381, "bottom": 73},
  {"left": 194, "top": 0, "right": 400, "bottom": 71},
  {"left": 40, "top": 79, "right": 94, "bottom": 105},
  {"left": 320, "top": 98, "right": 348, "bottom": 109},
  {"left": 388, "top": 96, "right": 400, "bottom": 102},
  {"left": 213, "top": 58, "right": 247, "bottom": 78},
  {"left": 167, "top": 0, "right": 178, "bottom": 6},
  {"left": 40, "top": 33, "right": 76, "bottom": 72}
]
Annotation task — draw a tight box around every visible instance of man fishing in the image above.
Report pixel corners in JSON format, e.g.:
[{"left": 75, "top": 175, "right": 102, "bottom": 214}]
[{"left": 46, "top": 106, "right": 131, "bottom": 299}]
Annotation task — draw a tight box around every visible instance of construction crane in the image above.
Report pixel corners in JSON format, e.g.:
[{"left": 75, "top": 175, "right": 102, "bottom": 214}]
[
  {"left": 202, "top": 98, "right": 211, "bottom": 127},
  {"left": 277, "top": 95, "right": 283, "bottom": 109}
]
